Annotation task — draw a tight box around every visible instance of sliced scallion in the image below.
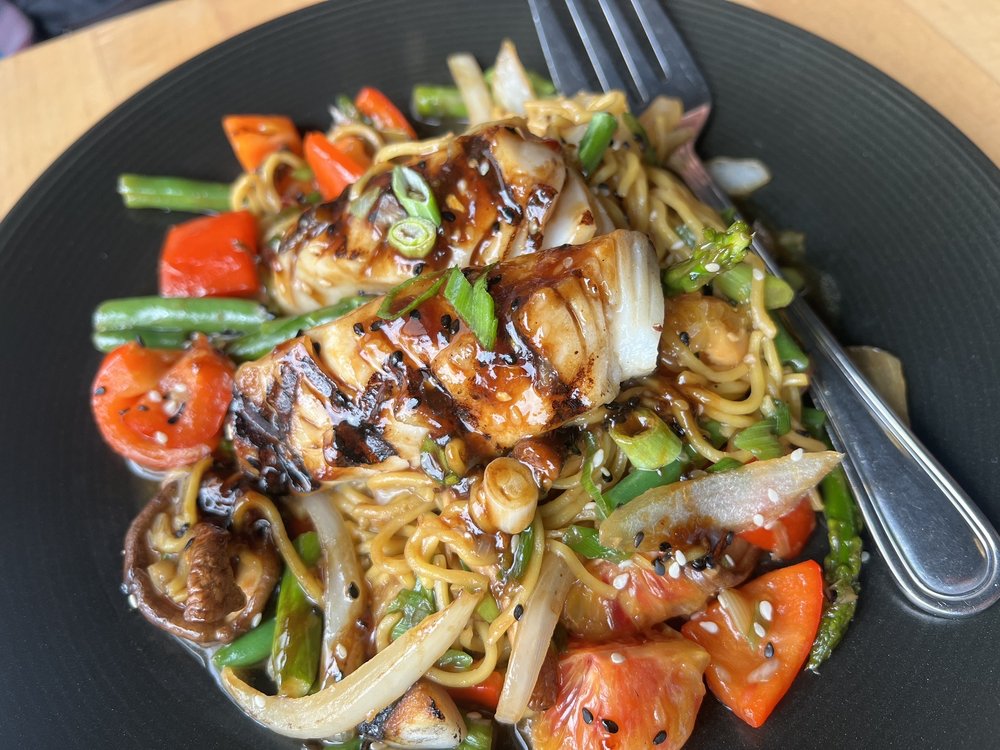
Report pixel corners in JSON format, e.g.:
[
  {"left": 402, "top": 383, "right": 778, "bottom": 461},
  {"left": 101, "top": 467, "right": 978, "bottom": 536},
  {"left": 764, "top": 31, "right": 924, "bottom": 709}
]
[
  {"left": 714, "top": 262, "right": 795, "bottom": 309},
  {"left": 773, "top": 319, "right": 810, "bottom": 373},
  {"left": 436, "top": 649, "right": 474, "bottom": 670},
  {"left": 388, "top": 216, "right": 438, "bottom": 258},
  {"left": 581, "top": 432, "right": 612, "bottom": 518},
  {"left": 772, "top": 400, "right": 792, "bottom": 436},
  {"left": 443, "top": 267, "right": 497, "bottom": 349},
  {"left": 578, "top": 112, "right": 617, "bottom": 175},
  {"left": 391, "top": 165, "right": 441, "bottom": 225},
  {"left": 377, "top": 272, "right": 446, "bottom": 321},
  {"left": 732, "top": 419, "right": 783, "bottom": 460},
  {"left": 610, "top": 407, "right": 683, "bottom": 470},
  {"left": 707, "top": 457, "right": 743, "bottom": 474},
  {"left": 563, "top": 525, "right": 626, "bottom": 562},
  {"left": 622, "top": 111, "right": 655, "bottom": 164}
]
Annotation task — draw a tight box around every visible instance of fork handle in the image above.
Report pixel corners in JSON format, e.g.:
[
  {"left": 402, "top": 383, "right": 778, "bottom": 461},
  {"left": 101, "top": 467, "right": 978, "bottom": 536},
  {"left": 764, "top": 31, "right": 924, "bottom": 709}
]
[{"left": 674, "top": 143, "right": 1000, "bottom": 617}]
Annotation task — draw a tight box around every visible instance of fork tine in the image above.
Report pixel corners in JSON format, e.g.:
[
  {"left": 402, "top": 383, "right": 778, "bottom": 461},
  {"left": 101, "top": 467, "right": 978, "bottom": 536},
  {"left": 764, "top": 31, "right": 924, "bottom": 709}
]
[
  {"left": 527, "top": 0, "right": 599, "bottom": 96},
  {"left": 564, "top": 0, "right": 633, "bottom": 96},
  {"left": 595, "top": 0, "right": 658, "bottom": 103},
  {"left": 630, "top": 0, "right": 710, "bottom": 108}
]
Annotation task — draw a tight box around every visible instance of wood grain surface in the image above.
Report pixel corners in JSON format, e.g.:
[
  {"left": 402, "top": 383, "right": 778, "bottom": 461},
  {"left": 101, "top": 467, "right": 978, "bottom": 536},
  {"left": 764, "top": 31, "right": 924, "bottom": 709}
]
[{"left": 1, "top": 0, "right": 997, "bottom": 218}]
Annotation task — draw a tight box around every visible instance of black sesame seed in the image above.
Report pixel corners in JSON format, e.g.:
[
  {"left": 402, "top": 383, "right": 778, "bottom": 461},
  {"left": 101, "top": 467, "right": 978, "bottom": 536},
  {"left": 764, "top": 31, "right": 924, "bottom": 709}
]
[
  {"left": 690, "top": 556, "right": 708, "bottom": 571},
  {"left": 502, "top": 353, "right": 517, "bottom": 365},
  {"left": 371, "top": 320, "right": 383, "bottom": 333},
  {"left": 417, "top": 160, "right": 427, "bottom": 169},
  {"left": 118, "top": 407, "right": 130, "bottom": 416},
  {"left": 659, "top": 541, "right": 672, "bottom": 552},
  {"left": 633, "top": 530, "right": 645, "bottom": 548},
  {"left": 513, "top": 604, "right": 524, "bottom": 621},
  {"left": 725, "top": 530, "right": 735, "bottom": 546},
  {"left": 313, "top": 342, "right": 321, "bottom": 354},
  {"left": 765, "top": 641, "right": 775, "bottom": 659},
  {"left": 510, "top": 297, "right": 520, "bottom": 311},
  {"left": 296, "top": 329, "right": 305, "bottom": 338},
  {"left": 167, "top": 402, "right": 187, "bottom": 425},
  {"left": 441, "top": 210, "right": 456, "bottom": 222},
  {"left": 487, "top": 274, "right": 501, "bottom": 288},
  {"left": 581, "top": 708, "right": 594, "bottom": 724},
  {"left": 410, "top": 309, "right": 421, "bottom": 319},
  {"left": 602, "top": 719, "right": 619, "bottom": 734},
  {"left": 94, "top": 386, "right": 106, "bottom": 396},
  {"left": 353, "top": 323, "right": 365, "bottom": 336},
  {"left": 653, "top": 730, "right": 668, "bottom": 745},
  {"left": 600, "top": 468, "right": 613, "bottom": 482},
  {"left": 388, "top": 350, "right": 404, "bottom": 367},
  {"left": 412, "top": 263, "right": 426, "bottom": 277},
  {"left": 450, "top": 319, "right": 460, "bottom": 335},
  {"left": 653, "top": 557, "right": 666, "bottom": 576},
  {"left": 679, "top": 331, "right": 690, "bottom": 346},
  {"left": 137, "top": 404, "right": 149, "bottom": 412},
  {"left": 440, "top": 314, "right": 453, "bottom": 329},
  {"left": 347, "top": 582, "right": 360, "bottom": 600},
  {"left": 134, "top": 335, "right": 145, "bottom": 347},
  {"left": 173, "top": 523, "right": 189, "bottom": 539}
]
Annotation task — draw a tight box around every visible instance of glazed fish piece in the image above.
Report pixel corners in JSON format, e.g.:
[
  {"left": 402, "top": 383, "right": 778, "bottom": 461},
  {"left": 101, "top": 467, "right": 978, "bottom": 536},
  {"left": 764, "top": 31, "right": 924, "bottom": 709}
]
[
  {"left": 267, "top": 123, "right": 611, "bottom": 314},
  {"left": 232, "top": 229, "right": 663, "bottom": 492}
]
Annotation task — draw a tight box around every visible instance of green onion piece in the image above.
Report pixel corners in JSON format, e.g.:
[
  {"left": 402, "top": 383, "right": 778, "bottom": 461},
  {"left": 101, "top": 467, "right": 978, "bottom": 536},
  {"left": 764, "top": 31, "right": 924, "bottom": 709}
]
[
  {"left": 563, "top": 525, "right": 627, "bottom": 562},
  {"left": 802, "top": 407, "right": 828, "bottom": 439},
  {"left": 476, "top": 594, "right": 501, "bottom": 623},
  {"left": 304, "top": 190, "right": 323, "bottom": 205},
  {"left": 663, "top": 220, "right": 752, "bottom": 296},
  {"left": 116, "top": 174, "right": 232, "bottom": 214},
  {"left": 772, "top": 400, "right": 792, "bottom": 436},
  {"left": 707, "top": 457, "right": 743, "bottom": 474},
  {"left": 419, "top": 436, "right": 460, "bottom": 486},
  {"left": 388, "top": 579, "right": 436, "bottom": 640},
  {"left": 212, "top": 617, "right": 276, "bottom": 668},
  {"left": 700, "top": 419, "right": 728, "bottom": 449},
  {"left": 581, "top": 432, "right": 613, "bottom": 518},
  {"left": 609, "top": 407, "right": 683, "bottom": 470},
  {"left": 604, "top": 462, "right": 684, "bottom": 509},
  {"left": 773, "top": 319, "right": 810, "bottom": 372},
  {"left": 391, "top": 165, "right": 442, "bottom": 225},
  {"left": 526, "top": 70, "right": 557, "bottom": 97},
  {"left": 459, "top": 716, "right": 494, "bottom": 750},
  {"left": 436, "top": 649, "right": 474, "bottom": 670},
  {"left": 622, "top": 112, "right": 655, "bottom": 164},
  {"left": 335, "top": 94, "right": 362, "bottom": 122},
  {"left": 377, "top": 272, "right": 447, "bottom": 321},
  {"left": 348, "top": 185, "right": 380, "bottom": 218},
  {"left": 732, "top": 419, "right": 783, "bottom": 460},
  {"left": 443, "top": 267, "right": 498, "bottom": 349},
  {"left": 781, "top": 266, "right": 806, "bottom": 293},
  {"left": 713, "top": 262, "right": 795, "bottom": 309},
  {"left": 388, "top": 216, "right": 438, "bottom": 258},
  {"left": 720, "top": 207, "right": 737, "bottom": 225},
  {"left": 578, "top": 112, "right": 617, "bottom": 175},
  {"left": 411, "top": 85, "right": 469, "bottom": 120},
  {"left": 291, "top": 165, "right": 314, "bottom": 182},
  {"left": 506, "top": 523, "right": 535, "bottom": 581},
  {"left": 270, "top": 532, "right": 323, "bottom": 698},
  {"left": 323, "top": 738, "right": 362, "bottom": 750}
]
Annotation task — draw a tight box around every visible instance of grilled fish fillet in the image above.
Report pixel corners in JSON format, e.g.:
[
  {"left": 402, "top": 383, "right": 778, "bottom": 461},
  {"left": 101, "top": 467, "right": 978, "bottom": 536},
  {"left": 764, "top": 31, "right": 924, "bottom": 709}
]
[
  {"left": 232, "top": 230, "right": 663, "bottom": 492},
  {"left": 267, "top": 123, "right": 612, "bottom": 314}
]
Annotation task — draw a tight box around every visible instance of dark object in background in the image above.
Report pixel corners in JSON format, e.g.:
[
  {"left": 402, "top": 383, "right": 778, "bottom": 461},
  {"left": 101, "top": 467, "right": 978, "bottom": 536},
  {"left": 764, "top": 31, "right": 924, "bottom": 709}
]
[{"left": 12, "top": 0, "right": 159, "bottom": 39}]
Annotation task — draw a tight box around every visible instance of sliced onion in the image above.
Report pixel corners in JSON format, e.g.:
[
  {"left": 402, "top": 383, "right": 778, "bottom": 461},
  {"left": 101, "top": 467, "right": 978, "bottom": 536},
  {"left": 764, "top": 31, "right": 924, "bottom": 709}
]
[
  {"left": 221, "top": 591, "right": 481, "bottom": 739},
  {"left": 491, "top": 39, "right": 534, "bottom": 116},
  {"left": 447, "top": 53, "right": 494, "bottom": 126},
  {"left": 300, "top": 491, "right": 366, "bottom": 686},
  {"left": 495, "top": 553, "right": 572, "bottom": 724},
  {"left": 847, "top": 345, "right": 909, "bottom": 425},
  {"left": 598, "top": 451, "right": 842, "bottom": 550},
  {"left": 706, "top": 157, "right": 772, "bottom": 198}
]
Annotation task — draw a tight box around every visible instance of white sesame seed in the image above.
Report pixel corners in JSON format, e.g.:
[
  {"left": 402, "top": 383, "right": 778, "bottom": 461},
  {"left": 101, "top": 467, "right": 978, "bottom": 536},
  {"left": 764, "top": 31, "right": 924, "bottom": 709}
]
[
  {"left": 861, "top": 551, "right": 871, "bottom": 563},
  {"left": 251, "top": 613, "right": 262, "bottom": 628},
  {"left": 704, "top": 262, "right": 721, "bottom": 273},
  {"left": 671, "top": 240, "right": 685, "bottom": 251},
  {"left": 753, "top": 622, "right": 766, "bottom": 638},
  {"left": 747, "top": 658, "right": 781, "bottom": 684},
  {"left": 479, "top": 160, "right": 490, "bottom": 175},
  {"left": 699, "top": 620, "right": 720, "bottom": 634},
  {"left": 467, "top": 712, "right": 482, "bottom": 721},
  {"left": 592, "top": 449, "right": 605, "bottom": 467},
  {"left": 153, "top": 431, "right": 168, "bottom": 445},
  {"left": 127, "top": 594, "right": 138, "bottom": 609},
  {"left": 723, "top": 554, "right": 735, "bottom": 568},
  {"left": 674, "top": 550, "right": 687, "bottom": 566},
  {"left": 335, "top": 642, "right": 348, "bottom": 660},
  {"left": 612, "top": 573, "right": 629, "bottom": 590},
  {"left": 766, "top": 488, "right": 780, "bottom": 504},
  {"left": 753, "top": 513, "right": 765, "bottom": 527},
  {"left": 582, "top": 502, "right": 597, "bottom": 512},
  {"left": 620, "top": 559, "right": 634, "bottom": 569},
  {"left": 752, "top": 268, "right": 766, "bottom": 282},
  {"left": 790, "top": 448, "right": 804, "bottom": 462},
  {"left": 610, "top": 652, "right": 625, "bottom": 664},
  {"left": 759, "top": 600, "right": 774, "bottom": 621},
  {"left": 253, "top": 695, "right": 265, "bottom": 709},
  {"left": 668, "top": 561, "right": 681, "bottom": 578},
  {"left": 146, "top": 390, "right": 162, "bottom": 403},
  {"left": 172, "top": 382, "right": 188, "bottom": 394}
]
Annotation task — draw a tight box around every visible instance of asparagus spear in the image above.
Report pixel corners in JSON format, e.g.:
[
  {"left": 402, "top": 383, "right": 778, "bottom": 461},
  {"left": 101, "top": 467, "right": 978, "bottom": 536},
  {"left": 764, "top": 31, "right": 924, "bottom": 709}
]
[
  {"left": 271, "top": 531, "right": 323, "bottom": 697},
  {"left": 663, "top": 220, "right": 751, "bottom": 295}
]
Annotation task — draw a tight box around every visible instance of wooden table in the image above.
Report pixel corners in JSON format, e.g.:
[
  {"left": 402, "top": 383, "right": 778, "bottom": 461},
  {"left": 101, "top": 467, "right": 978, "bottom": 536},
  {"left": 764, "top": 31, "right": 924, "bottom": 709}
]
[{"left": 1, "top": 0, "right": 998, "bottom": 219}]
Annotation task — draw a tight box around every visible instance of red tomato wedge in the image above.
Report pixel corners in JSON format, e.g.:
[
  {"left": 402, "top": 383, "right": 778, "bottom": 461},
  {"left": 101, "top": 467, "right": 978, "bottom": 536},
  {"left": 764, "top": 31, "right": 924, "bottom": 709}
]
[
  {"left": 222, "top": 115, "right": 302, "bottom": 173},
  {"left": 446, "top": 670, "right": 504, "bottom": 712},
  {"left": 681, "top": 560, "right": 824, "bottom": 728},
  {"left": 303, "top": 132, "right": 370, "bottom": 201},
  {"left": 354, "top": 86, "right": 417, "bottom": 138},
  {"left": 91, "top": 339, "right": 234, "bottom": 470},
  {"left": 527, "top": 634, "right": 709, "bottom": 750},
  {"left": 739, "top": 499, "right": 817, "bottom": 559},
  {"left": 159, "top": 211, "right": 259, "bottom": 298}
]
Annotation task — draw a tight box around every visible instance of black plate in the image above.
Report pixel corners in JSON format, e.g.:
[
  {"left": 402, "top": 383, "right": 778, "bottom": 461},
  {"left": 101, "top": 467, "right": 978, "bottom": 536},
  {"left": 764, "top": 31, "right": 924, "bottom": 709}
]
[{"left": 2, "top": 1, "right": 998, "bottom": 747}]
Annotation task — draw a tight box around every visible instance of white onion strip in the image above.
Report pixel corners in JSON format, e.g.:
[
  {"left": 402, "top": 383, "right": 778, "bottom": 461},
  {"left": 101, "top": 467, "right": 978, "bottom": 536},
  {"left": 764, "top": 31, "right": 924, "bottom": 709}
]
[
  {"left": 300, "top": 491, "right": 366, "bottom": 686},
  {"left": 495, "top": 553, "right": 572, "bottom": 724},
  {"left": 491, "top": 39, "right": 534, "bottom": 116},
  {"left": 221, "top": 591, "right": 481, "bottom": 739},
  {"left": 448, "top": 53, "right": 494, "bottom": 126}
]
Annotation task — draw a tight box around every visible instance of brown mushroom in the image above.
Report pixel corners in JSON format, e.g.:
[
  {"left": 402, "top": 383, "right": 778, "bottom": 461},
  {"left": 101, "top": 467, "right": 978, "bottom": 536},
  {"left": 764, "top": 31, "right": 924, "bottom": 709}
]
[{"left": 123, "top": 482, "right": 280, "bottom": 645}]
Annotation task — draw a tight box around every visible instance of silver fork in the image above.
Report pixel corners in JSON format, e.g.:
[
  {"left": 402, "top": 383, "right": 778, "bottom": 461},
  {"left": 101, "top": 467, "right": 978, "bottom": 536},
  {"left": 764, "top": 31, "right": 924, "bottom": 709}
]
[{"left": 528, "top": 0, "right": 1000, "bottom": 617}]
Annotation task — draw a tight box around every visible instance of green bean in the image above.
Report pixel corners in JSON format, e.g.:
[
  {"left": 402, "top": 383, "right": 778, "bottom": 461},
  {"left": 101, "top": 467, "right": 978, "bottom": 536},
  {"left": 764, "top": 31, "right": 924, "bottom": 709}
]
[
  {"left": 92, "top": 329, "right": 192, "bottom": 352},
  {"left": 411, "top": 85, "right": 469, "bottom": 120},
  {"left": 271, "top": 532, "right": 323, "bottom": 698},
  {"left": 226, "top": 296, "right": 369, "bottom": 361},
  {"left": 773, "top": 319, "right": 810, "bottom": 372},
  {"left": 604, "top": 461, "right": 684, "bottom": 509},
  {"left": 212, "top": 617, "right": 276, "bottom": 668},
  {"left": 93, "top": 296, "right": 270, "bottom": 335},
  {"left": 578, "top": 112, "right": 617, "bottom": 175},
  {"left": 117, "top": 174, "right": 231, "bottom": 213}
]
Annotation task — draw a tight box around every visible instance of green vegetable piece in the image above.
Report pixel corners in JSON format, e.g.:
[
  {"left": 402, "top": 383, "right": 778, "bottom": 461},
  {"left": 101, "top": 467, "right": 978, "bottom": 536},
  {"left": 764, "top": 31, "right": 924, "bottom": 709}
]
[
  {"left": 378, "top": 272, "right": 447, "bottom": 321},
  {"left": 324, "top": 738, "right": 362, "bottom": 750},
  {"left": 578, "top": 112, "right": 617, "bottom": 175},
  {"left": 609, "top": 407, "right": 683, "bottom": 470},
  {"left": 773, "top": 319, "right": 810, "bottom": 373},
  {"left": 732, "top": 419, "right": 783, "bottom": 460},
  {"left": 93, "top": 296, "right": 270, "bottom": 335},
  {"left": 117, "top": 174, "right": 232, "bottom": 214},
  {"left": 227, "top": 296, "right": 369, "bottom": 361},
  {"left": 476, "top": 594, "right": 501, "bottom": 623},
  {"left": 700, "top": 419, "right": 728, "bottom": 449},
  {"left": 391, "top": 165, "right": 441, "bottom": 225},
  {"left": 271, "top": 532, "right": 323, "bottom": 698},
  {"left": 663, "top": 220, "right": 752, "bottom": 296},
  {"left": 213, "top": 617, "right": 276, "bottom": 668},
  {"left": 621, "top": 111, "right": 656, "bottom": 164},
  {"left": 771, "top": 400, "right": 792, "bottom": 436},
  {"left": 801, "top": 406, "right": 828, "bottom": 438},
  {"left": 437, "top": 649, "right": 474, "bottom": 670},
  {"left": 526, "top": 70, "right": 557, "bottom": 97},
  {"left": 458, "top": 716, "right": 494, "bottom": 750},
  {"left": 506, "top": 523, "right": 535, "bottom": 581},
  {"left": 675, "top": 224, "right": 698, "bottom": 249},
  {"left": 388, "top": 579, "right": 436, "bottom": 641},
  {"left": 581, "top": 432, "right": 612, "bottom": 518},
  {"left": 713, "top": 262, "right": 795, "bottom": 309},
  {"left": 707, "top": 457, "right": 743, "bottom": 474},
  {"left": 604, "top": 461, "right": 684, "bottom": 509},
  {"left": 335, "top": 94, "right": 362, "bottom": 122},
  {"left": 443, "top": 267, "right": 498, "bottom": 349},
  {"left": 563, "top": 525, "right": 627, "bottom": 562},
  {"left": 92, "top": 329, "right": 193, "bottom": 353},
  {"left": 388, "top": 216, "right": 439, "bottom": 258},
  {"left": 411, "top": 85, "right": 469, "bottom": 119}
]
